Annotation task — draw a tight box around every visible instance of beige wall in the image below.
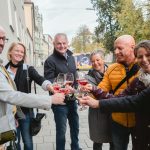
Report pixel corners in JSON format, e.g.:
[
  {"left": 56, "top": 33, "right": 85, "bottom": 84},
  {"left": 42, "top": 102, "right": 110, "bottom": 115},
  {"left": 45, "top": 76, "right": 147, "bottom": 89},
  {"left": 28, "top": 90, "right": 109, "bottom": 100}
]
[{"left": 24, "top": 3, "right": 34, "bottom": 38}]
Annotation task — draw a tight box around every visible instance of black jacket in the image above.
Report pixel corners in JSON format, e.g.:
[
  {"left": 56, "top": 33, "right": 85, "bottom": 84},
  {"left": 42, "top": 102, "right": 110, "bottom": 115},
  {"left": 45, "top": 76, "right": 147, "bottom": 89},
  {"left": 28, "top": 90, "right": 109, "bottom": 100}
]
[
  {"left": 99, "top": 86, "right": 150, "bottom": 150},
  {"left": 44, "top": 49, "right": 77, "bottom": 102},
  {"left": 100, "top": 87, "right": 150, "bottom": 113},
  {"left": 44, "top": 49, "right": 76, "bottom": 83}
]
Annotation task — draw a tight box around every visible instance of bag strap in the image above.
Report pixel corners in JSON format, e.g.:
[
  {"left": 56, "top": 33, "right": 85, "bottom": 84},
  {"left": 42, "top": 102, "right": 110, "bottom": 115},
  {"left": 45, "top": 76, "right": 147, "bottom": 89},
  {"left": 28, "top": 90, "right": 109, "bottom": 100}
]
[
  {"left": 26, "top": 65, "right": 30, "bottom": 94},
  {"left": 26, "top": 65, "right": 38, "bottom": 115},
  {"left": 113, "top": 64, "right": 140, "bottom": 94}
]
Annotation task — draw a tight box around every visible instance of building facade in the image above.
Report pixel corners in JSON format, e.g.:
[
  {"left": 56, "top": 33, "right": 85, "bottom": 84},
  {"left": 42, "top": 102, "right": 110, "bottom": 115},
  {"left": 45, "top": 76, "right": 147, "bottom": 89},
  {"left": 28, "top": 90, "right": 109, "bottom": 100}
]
[{"left": 0, "top": 0, "right": 34, "bottom": 65}]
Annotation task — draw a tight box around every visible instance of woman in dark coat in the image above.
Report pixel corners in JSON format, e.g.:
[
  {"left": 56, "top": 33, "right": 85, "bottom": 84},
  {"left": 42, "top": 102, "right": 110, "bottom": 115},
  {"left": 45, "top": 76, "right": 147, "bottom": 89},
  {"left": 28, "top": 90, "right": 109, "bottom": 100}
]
[
  {"left": 6, "top": 42, "right": 53, "bottom": 150},
  {"left": 80, "top": 40, "right": 150, "bottom": 150},
  {"left": 86, "top": 50, "right": 113, "bottom": 150}
]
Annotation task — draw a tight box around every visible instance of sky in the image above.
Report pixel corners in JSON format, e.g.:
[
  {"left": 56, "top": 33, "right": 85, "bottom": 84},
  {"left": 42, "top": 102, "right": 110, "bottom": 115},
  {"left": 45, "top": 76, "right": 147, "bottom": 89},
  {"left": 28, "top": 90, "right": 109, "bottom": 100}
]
[{"left": 32, "top": 0, "right": 98, "bottom": 42}]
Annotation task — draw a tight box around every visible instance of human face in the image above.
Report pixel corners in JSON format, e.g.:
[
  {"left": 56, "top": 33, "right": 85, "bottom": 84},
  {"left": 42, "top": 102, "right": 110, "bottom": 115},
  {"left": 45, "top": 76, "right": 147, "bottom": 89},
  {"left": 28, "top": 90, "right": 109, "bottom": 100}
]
[
  {"left": 53, "top": 35, "right": 68, "bottom": 55},
  {"left": 9, "top": 44, "right": 25, "bottom": 64},
  {"left": 114, "top": 39, "right": 134, "bottom": 64},
  {"left": 91, "top": 54, "right": 104, "bottom": 72},
  {"left": 136, "top": 47, "right": 150, "bottom": 73},
  {"left": 0, "top": 30, "right": 6, "bottom": 54}
]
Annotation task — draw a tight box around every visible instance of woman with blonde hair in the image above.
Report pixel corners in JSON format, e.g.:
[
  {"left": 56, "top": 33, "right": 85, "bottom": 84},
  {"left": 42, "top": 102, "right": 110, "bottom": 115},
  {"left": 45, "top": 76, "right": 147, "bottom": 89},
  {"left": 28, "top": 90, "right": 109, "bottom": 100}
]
[
  {"left": 86, "top": 50, "right": 113, "bottom": 150},
  {"left": 6, "top": 42, "right": 53, "bottom": 150}
]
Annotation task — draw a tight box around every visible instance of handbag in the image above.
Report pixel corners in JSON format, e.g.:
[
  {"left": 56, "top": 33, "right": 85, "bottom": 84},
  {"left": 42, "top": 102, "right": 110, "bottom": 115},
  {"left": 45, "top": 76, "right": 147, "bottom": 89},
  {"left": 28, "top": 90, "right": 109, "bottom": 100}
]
[
  {"left": 26, "top": 66, "right": 46, "bottom": 136},
  {"left": 6, "top": 140, "right": 17, "bottom": 150},
  {"left": 30, "top": 111, "right": 46, "bottom": 136},
  {"left": 0, "top": 116, "right": 16, "bottom": 145},
  {"left": 0, "top": 130, "right": 16, "bottom": 145}
]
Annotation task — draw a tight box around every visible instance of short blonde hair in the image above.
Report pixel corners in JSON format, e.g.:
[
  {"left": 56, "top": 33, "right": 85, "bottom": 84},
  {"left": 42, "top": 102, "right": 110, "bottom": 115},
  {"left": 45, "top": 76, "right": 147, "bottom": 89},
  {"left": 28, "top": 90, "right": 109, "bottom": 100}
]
[{"left": 7, "top": 42, "right": 27, "bottom": 61}]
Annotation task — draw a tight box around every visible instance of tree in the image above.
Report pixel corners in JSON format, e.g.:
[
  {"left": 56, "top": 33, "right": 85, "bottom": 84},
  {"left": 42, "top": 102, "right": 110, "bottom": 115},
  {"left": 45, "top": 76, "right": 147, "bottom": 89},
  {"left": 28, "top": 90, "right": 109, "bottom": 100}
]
[
  {"left": 115, "top": 0, "right": 144, "bottom": 42},
  {"left": 91, "top": 0, "right": 120, "bottom": 52},
  {"left": 115, "top": 0, "right": 150, "bottom": 42},
  {"left": 71, "top": 25, "right": 103, "bottom": 53},
  {"left": 91, "top": 0, "right": 150, "bottom": 52}
]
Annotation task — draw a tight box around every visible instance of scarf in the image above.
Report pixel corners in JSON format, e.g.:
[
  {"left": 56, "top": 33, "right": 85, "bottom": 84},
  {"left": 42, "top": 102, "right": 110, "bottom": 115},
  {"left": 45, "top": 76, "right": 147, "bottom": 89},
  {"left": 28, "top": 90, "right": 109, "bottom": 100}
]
[
  {"left": 86, "top": 64, "right": 108, "bottom": 86},
  {"left": 5, "top": 61, "right": 24, "bottom": 91},
  {"left": 138, "top": 68, "right": 150, "bottom": 87}
]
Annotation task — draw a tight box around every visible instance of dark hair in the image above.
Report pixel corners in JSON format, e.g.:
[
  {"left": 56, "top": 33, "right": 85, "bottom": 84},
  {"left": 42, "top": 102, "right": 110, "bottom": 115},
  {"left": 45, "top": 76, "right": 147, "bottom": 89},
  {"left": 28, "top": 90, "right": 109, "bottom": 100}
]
[{"left": 134, "top": 40, "right": 150, "bottom": 57}]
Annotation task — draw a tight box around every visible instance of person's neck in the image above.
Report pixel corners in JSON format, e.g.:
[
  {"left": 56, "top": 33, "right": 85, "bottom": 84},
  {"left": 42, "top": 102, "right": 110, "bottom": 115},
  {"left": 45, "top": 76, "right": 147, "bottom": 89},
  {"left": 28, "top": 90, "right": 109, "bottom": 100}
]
[
  {"left": 97, "top": 66, "right": 105, "bottom": 73},
  {"left": 122, "top": 56, "right": 135, "bottom": 67},
  {"left": 9, "top": 60, "right": 23, "bottom": 68}
]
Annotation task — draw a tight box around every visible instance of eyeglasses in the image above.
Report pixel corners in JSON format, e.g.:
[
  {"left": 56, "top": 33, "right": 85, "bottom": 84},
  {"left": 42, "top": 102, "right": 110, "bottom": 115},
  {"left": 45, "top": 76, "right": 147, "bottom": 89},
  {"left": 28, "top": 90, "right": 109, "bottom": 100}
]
[{"left": 0, "top": 37, "right": 9, "bottom": 43}]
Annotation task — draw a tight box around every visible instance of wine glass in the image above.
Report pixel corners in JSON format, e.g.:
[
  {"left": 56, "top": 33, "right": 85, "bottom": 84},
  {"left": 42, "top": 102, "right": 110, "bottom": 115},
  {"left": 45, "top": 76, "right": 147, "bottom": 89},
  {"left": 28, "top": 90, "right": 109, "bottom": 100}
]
[
  {"left": 76, "top": 71, "right": 88, "bottom": 111},
  {"left": 57, "top": 73, "right": 66, "bottom": 87},
  {"left": 57, "top": 73, "right": 70, "bottom": 95},
  {"left": 64, "top": 73, "right": 74, "bottom": 96},
  {"left": 53, "top": 78, "right": 61, "bottom": 93},
  {"left": 65, "top": 73, "right": 74, "bottom": 86}
]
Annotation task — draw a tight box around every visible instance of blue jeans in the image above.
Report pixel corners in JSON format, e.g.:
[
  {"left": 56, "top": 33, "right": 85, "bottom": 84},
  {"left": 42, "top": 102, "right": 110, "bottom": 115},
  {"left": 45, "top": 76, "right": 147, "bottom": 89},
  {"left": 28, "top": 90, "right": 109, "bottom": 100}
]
[
  {"left": 111, "top": 121, "right": 136, "bottom": 150},
  {"left": 17, "top": 112, "right": 33, "bottom": 150},
  {"left": 52, "top": 101, "right": 80, "bottom": 150}
]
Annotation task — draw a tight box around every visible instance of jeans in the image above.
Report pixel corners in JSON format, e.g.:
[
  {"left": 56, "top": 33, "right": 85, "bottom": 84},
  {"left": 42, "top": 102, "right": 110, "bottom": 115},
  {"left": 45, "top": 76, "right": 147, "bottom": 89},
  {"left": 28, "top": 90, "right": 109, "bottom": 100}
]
[
  {"left": 111, "top": 121, "right": 136, "bottom": 150},
  {"left": 17, "top": 112, "right": 33, "bottom": 150},
  {"left": 52, "top": 101, "right": 80, "bottom": 150}
]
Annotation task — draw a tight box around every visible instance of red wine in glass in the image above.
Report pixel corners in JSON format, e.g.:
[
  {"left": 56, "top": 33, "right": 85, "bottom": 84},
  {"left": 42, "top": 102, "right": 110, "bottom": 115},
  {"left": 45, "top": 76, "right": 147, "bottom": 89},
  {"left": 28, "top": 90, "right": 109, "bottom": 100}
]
[
  {"left": 53, "top": 84, "right": 60, "bottom": 92},
  {"left": 59, "top": 88, "right": 69, "bottom": 95},
  {"left": 77, "top": 79, "right": 88, "bottom": 86}
]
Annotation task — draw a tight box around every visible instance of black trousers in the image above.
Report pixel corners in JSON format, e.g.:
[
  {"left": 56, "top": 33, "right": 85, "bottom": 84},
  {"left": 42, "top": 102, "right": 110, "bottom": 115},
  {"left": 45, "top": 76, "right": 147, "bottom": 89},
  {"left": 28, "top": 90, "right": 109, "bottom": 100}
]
[{"left": 93, "top": 142, "right": 114, "bottom": 150}]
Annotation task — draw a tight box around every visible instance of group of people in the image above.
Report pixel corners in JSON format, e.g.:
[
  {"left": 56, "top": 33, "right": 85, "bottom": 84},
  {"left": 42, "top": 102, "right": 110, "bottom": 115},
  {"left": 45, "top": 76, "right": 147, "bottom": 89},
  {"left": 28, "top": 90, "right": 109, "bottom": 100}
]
[
  {"left": 79, "top": 36, "right": 150, "bottom": 150},
  {"left": 0, "top": 23, "right": 150, "bottom": 150}
]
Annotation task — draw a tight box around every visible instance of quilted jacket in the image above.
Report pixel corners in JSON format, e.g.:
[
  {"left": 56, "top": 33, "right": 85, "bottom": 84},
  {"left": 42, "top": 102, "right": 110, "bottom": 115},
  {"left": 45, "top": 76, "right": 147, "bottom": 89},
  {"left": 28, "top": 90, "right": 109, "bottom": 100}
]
[{"left": 97, "top": 63, "right": 138, "bottom": 127}]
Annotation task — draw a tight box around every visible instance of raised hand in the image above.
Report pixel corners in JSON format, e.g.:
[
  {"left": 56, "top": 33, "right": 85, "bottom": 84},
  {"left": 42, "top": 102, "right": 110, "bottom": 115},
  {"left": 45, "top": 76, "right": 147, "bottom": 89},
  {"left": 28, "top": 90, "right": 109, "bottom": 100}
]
[
  {"left": 80, "top": 83, "right": 93, "bottom": 92},
  {"left": 51, "top": 93, "right": 65, "bottom": 105},
  {"left": 77, "top": 95, "right": 99, "bottom": 108},
  {"left": 47, "top": 84, "right": 54, "bottom": 93}
]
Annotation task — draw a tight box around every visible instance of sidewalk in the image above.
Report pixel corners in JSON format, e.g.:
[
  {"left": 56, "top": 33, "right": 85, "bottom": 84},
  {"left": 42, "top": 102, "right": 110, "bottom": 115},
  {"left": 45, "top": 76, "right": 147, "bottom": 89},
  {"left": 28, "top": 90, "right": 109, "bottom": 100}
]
[{"left": 30, "top": 67, "right": 132, "bottom": 150}]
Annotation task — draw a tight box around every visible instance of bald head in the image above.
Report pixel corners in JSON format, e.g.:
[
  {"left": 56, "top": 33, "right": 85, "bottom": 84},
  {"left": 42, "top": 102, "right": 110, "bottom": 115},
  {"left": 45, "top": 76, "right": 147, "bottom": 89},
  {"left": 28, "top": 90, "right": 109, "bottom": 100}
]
[
  {"left": 114, "top": 35, "right": 136, "bottom": 65},
  {"left": 115, "top": 35, "right": 135, "bottom": 48},
  {"left": 0, "top": 25, "right": 6, "bottom": 54}
]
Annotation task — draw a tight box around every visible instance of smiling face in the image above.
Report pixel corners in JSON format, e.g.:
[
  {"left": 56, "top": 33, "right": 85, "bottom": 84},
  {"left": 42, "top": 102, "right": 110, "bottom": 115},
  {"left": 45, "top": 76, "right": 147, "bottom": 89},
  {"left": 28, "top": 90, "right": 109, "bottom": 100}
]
[
  {"left": 8, "top": 43, "right": 26, "bottom": 64},
  {"left": 53, "top": 34, "right": 68, "bottom": 55},
  {"left": 136, "top": 47, "right": 150, "bottom": 73},
  {"left": 91, "top": 53, "right": 104, "bottom": 72},
  {"left": 114, "top": 35, "right": 135, "bottom": 65}
]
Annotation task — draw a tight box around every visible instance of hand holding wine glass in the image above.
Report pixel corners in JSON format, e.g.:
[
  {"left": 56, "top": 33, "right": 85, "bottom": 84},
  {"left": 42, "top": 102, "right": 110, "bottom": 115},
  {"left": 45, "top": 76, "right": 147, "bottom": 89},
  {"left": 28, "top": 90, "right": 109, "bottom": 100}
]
[
  {"left": 53, "top": 74, "right": 66, "bottom": 94},
  {"left": 65, "top": 73, "right": 75, "bottom": 94},
  {"left": 76, "top": 71, "right": 88, "bottom": 111}
]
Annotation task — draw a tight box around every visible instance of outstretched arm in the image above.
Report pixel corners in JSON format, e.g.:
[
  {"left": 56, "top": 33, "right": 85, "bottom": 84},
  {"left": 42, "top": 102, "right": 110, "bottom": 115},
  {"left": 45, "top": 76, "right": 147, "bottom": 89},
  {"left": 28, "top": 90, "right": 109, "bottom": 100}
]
[{"left": 79, "top": 87, "right": 150, "bottom": 112}]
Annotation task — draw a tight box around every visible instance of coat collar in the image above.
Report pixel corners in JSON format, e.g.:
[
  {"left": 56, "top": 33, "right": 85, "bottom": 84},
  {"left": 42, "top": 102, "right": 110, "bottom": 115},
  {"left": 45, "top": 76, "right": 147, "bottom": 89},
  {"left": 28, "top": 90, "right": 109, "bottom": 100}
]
[{"left": 53, "top": 49, "right": 73, "bottom": 59}]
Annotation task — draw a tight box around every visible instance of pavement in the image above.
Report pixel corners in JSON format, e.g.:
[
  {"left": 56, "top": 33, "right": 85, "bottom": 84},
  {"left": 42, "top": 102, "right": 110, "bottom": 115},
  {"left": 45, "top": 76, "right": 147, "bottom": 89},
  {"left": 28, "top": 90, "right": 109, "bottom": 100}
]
[{"left": 28, "top": 67, "right": 132, "bottom": 150}]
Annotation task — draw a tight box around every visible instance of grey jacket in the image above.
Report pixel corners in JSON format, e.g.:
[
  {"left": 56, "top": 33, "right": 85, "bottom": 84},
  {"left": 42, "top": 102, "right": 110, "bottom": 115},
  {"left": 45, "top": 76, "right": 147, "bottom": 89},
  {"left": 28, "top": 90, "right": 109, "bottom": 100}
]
[{"left": 0, "top": 65, "right": 51, "bottom": 133}]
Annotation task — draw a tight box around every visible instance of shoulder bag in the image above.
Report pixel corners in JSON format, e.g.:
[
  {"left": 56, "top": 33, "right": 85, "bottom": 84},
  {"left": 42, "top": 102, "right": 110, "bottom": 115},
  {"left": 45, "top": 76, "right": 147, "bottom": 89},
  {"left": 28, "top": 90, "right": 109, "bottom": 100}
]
[{"left": 26, "top": 65, "right": 46, "bottom": 136}]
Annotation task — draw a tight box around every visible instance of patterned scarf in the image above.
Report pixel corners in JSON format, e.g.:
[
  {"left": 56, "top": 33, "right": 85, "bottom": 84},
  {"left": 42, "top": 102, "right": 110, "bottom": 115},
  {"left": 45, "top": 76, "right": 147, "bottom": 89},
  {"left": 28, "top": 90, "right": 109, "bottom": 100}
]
[{"left": 138, "top": 69, "right": 150, "bottom": 87}]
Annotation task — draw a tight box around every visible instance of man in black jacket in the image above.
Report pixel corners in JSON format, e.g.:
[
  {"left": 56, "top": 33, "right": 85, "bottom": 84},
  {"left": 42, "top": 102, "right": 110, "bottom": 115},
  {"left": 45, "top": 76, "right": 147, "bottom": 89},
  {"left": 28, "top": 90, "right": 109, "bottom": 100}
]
[{"left": 44, "top": 33, "right": 81, "bottom": 150}]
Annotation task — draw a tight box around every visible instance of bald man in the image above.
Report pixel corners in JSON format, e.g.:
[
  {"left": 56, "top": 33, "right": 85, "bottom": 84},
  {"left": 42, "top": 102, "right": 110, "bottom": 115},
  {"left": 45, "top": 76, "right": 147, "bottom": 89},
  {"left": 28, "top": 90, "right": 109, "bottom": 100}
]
[{"left": 85, "top": 35, "right": 139, "bottom": 150}]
